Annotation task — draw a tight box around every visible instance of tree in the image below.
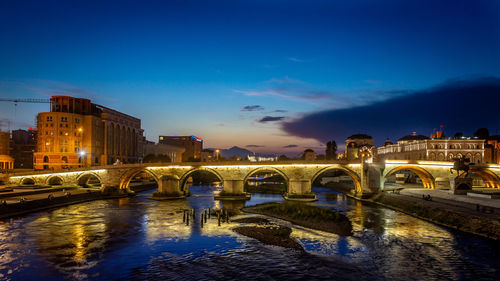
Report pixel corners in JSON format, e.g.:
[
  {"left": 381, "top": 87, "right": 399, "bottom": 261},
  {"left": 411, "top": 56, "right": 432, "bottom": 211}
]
[
  {"left": 325, "top": 141, "right": 337, "bottom": 160},
  {"left": 474, "top": 128, "right": 490, "bottom": 139},
  {"left": 278, "top": 154, "right": 290, "bottom": 161},
  {"left": 453, "top": 132, "right": 464, "bottom": 139}
]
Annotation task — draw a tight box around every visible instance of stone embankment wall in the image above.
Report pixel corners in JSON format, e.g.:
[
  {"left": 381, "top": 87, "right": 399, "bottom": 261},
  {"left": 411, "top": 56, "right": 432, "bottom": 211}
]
[{"left": 366, "top": 193, "right": 500, "bottom": 240}]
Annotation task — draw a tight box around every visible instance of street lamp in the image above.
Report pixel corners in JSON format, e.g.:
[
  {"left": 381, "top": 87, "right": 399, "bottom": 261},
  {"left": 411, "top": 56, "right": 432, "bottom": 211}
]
[{"left": 215, "top": 149, "right": 220, "bottom": 161}]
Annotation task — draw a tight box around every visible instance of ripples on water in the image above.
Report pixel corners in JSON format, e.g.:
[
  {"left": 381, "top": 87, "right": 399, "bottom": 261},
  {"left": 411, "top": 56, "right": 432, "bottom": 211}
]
[{"left": 0, "top": 186, "right": 499, "bottom": 280}]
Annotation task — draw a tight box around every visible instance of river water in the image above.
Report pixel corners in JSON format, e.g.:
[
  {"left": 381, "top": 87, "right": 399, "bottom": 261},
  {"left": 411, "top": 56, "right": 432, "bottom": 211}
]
[{"left": 0, "top": 186, "right": 499, "bottom": 281}]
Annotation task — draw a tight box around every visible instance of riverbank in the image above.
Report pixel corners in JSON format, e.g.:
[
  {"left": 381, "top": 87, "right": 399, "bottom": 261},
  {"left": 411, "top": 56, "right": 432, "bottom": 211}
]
[
  {"left": 242, "top": 202, "right": 353, "bottom": 236},
  {"left": 352, "top": 192, "right": 500, "bottom": 240},
  {"left": 0, "top": 190, "right": 129, "bottom": 220}
]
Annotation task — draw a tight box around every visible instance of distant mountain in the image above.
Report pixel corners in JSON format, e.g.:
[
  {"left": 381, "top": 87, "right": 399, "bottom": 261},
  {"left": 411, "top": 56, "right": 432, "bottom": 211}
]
[
  {"left": 207, "top": 146, "right": 276, "bottom": 159},
  {"left": 220, "top": 146, "right": 255, "bottom": 158}
]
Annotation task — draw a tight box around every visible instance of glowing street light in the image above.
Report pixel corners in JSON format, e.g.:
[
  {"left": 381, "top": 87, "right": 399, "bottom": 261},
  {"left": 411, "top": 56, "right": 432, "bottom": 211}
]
[{"left": 215, "top": 149, "right": 220, "bottom": 161}]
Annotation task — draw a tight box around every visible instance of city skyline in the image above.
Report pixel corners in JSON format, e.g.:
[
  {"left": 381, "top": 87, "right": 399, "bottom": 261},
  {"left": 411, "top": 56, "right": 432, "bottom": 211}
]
[{"left": 1, "top": 0, "right": 499, "bottom": 154}]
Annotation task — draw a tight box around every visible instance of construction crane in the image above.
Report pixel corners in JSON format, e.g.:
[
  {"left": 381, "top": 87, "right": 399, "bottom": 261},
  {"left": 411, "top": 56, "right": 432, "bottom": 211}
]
[
  {"left": 0, "top": 98, "right": 51, "bottom": 104},
  {"left": 0, "top": 98, "right": 51, "bottom": 131}
]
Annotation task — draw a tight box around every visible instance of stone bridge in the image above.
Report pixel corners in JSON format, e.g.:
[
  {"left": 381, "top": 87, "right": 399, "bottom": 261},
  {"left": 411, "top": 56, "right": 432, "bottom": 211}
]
[{"left": 5, "top": 160, "right": 500, "bottom": 200}]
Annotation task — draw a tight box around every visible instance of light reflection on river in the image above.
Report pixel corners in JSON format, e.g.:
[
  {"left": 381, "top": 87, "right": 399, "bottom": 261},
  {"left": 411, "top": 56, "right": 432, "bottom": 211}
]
[{"left": 0, "top": 186, "right": 499, "bottom": 280}]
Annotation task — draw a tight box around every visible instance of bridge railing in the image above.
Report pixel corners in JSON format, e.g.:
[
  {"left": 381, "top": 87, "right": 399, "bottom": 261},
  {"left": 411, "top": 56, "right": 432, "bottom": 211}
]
[{"left": 6, "top": 159, "right": 365, "bottom": 176}]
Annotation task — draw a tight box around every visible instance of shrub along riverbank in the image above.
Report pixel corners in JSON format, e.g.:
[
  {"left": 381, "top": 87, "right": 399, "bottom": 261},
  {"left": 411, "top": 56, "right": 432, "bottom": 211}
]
[{"left": 242, "top": 202, "right": 353, "bottom": 236}]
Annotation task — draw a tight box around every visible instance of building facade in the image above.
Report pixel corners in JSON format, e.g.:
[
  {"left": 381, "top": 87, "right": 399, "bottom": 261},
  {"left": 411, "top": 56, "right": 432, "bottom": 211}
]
[
  {"left": 377, "top": 133, "right": 486, "bottom": 163},
  {"left": 34, "top": 96, "right": 144, "bottom": 169},
  {"left": 158, "top": 136, "right": 203, "bottom": 161},
  {"left": 10, "top": 129, "right": 37, "bottom": 169},
  {"left": 344, "top": 134, "right": 375, "bottom": 160},
  {"left": 143, "top": 141, "right": 185, "bottom": 163},
  {"left": 0, "top": 131, "right": 14, "bottom": 170}
]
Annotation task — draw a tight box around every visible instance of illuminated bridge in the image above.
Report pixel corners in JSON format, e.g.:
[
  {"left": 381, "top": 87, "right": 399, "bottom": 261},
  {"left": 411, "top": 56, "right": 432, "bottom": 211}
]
[{"left": 5, "top": 160, "right": 500, "bottom": 200}]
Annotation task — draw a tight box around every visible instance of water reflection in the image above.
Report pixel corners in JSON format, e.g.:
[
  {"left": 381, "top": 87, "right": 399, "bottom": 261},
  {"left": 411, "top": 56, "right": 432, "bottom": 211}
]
[{"left": 0, "top": 185, "right": 498, "bottom": 280}]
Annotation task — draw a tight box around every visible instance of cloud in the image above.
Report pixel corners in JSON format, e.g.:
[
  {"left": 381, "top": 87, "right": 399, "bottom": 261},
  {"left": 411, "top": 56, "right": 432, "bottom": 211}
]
[
  {"left": 246, "top": 144, "right": 265, "bottom": 148},
  {"left": 258, "top": 116, "right": 285, "bottom": 123},
  {"left": 241, "top": 105, "right": 264, "bottom": 112},
  {"left": 234, "top": 76, "right": 404, "bottom": 108},
  {"left": 273, "top": 109, "right": 288, "bottom": 113},
  {"left": 288, "top": 57, "right": 305, "bottom": 63},
  {"left": 283, "top": 144, "right": 298, "bottom": 148},
  {"left": 282, "top": 77, "right": 500, "bottom": 145}
]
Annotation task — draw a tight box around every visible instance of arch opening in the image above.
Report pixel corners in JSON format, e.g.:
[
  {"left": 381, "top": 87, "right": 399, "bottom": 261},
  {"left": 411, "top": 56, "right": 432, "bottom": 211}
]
[
  {"left": 311, "top": 167, "right": 361, "bottom": 194},
  {"left": 462, "top": 168, "right": 500, "bottom": 188},
  {"left": 180, "top": 168, "right": 222, "bottom": 194},
  {"left": 385, "top": 166, "right": 435, "bottom": 189},
  {"left": 77, "top": 173, "right": 102, "bottom": 188},
  {"left": 47, "top": 176, "right": 63, "bottom": 186},
  {"left": 121, "top": 169, "right": 159, "bottom": 191},
  {"left": 244, "top": 168, "right": 288, "bottom": 195},
  {"left": 21, "top": 177, "right": 35, "bottom": 186}
]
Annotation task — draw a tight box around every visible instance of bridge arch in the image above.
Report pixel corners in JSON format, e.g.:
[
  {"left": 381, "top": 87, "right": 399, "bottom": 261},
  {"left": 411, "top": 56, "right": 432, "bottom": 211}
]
[
  {"left": 77, "top": 172, "right": 102, "bottom": 187},
  {"left": 179, "top": 167, "right": 223, "bottom": 190},
  {"left": 243, "top": 166, "right": 290, "bottom": 193},
  {"left": 120, "top": 168, "right": 161, "bottom": 189},
  {"left": 21, "top": 177, "right": 36, "bottom": 186},
  {"left": 311, "top": 166, "right": 362, "bottom": 193},
  {"left": 463, "top": 168, "right": 500, "bottom": 188},
  {"left": 385, "top": 165, "right": 435, "bottom": 188},
  {"left": 244, "top": 167, "right": 289, "bottom": 184},
  {"left": 46, "top": 175, "right": 64, "bottom": 186}
]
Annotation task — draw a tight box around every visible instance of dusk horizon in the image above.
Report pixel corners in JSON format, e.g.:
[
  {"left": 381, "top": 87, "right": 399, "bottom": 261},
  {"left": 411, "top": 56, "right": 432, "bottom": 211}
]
[{"left": 1, "top": 0, "right": 499, "bottom": 155}]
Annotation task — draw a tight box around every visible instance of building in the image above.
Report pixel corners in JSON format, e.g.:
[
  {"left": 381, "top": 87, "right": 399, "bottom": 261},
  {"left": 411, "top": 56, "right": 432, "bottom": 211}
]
[
  {"left": 201, "top": 149, "right": 214, "bottom": 162},
  {"left": 344, "top": 134, "right": 375, "bottom": 160},
  {"left": 143, "top": 141, "right": 185, "bottom": 163},
  {"left": 303, "top": 149, "right": 316, "bottom": 161},
  {"left": 0, "top": 131, "right": 14, "bottom": 170},
  {"left": 10, "top": 128, "right": 37, "bottom": 169},
  {"left": 377, "top": 132, "right": 486, "bottom": 163},
  {"left": 34, "top": 96, "right": 144, "bottom": 169},
  {"left": 158, "top": 136, "right": 202, "bottom": 161}
]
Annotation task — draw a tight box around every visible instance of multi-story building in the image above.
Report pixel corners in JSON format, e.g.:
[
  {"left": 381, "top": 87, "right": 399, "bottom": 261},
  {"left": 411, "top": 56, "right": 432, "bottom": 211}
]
[
  {"left": 158, "top": 136, "right": 203, "bottom": 161},
  {"left": 377, "top": 133, "right": 486, "bottom": 163},
  {"left": 10, "top": 128, "right": 37, "bottom": 169},
  {"left": 0, "top": 131, "right": 14, "bottom": 170},
  {"left": 344, "top": 134, "right": 375, "bottom": 160},
  {"left": 143, "top": 141, "right": 185, "bottom": 163},
  {"left": 34, "top": 96, "right": 144, "bottom": 169}
]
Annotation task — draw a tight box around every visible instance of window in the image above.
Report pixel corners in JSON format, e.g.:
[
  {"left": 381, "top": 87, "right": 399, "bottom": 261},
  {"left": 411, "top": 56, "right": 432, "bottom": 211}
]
[
  {"left": 75, "top": 147, "right": 80, "bottom": 153},
  {"left": 50, "top": 131, "right": 54, "bottom": 135},
  {"left": 60, "top": 147, "right": 68, "bottom": 152},
  {"left": 60, "top": 140, "right": 68, "bottom": 145},
  {"left": 75, "top": 118, "right": 80, "bottom": 123},
  {"left": 45, "top": 123, "right": 48, "bottom": 127},
  {"left": 46, "top": 116, "right": 53, "bottom": 122},
  {"left": 61, "top": 116, "right": 68, "bottom": 122},
  {"left": 50, "top": 123, "right": 54, "bottom": 127},
  {"left": 75, "top": 140, "right": 80, "bottom": 147}
]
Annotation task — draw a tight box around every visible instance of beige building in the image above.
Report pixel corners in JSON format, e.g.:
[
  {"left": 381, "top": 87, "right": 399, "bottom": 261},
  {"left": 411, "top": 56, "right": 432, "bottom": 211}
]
[
  {"left": 344, "top": 134, "right": 375, "bottom": 160},
  {"left": 0, "top": 131, "right": 14, "bottom": 170},
  {"left": 377, "top": 133, "right": 486, "bottom": 163},
  {"left": 143, "top": 142, "right": 185, "bottom": 163},
  {"left": 34, "top": 96, "right": 144, "bottom": 169}
]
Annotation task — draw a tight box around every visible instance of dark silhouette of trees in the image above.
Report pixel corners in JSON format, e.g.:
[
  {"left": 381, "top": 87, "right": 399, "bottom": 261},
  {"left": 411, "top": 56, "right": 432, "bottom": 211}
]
[
  {"left": 326, "top": 141, "right": 337, "bottom": 160},
  {"left": 474, "top": 128, "right": 490, "bottom": 139}
]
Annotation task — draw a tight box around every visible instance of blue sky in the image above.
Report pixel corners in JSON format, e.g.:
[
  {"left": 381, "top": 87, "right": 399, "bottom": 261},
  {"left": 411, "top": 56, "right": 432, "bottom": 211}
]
[{"left": 1, "top": 0, "right": 499, "bottom": 155}]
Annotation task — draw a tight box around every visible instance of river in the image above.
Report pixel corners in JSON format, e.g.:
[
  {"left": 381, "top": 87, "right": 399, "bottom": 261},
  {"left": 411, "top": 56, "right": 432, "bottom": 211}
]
[{"left": 0, "top": 186, "right": 499, "bottom": 280}]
